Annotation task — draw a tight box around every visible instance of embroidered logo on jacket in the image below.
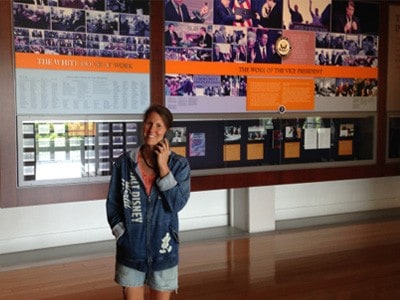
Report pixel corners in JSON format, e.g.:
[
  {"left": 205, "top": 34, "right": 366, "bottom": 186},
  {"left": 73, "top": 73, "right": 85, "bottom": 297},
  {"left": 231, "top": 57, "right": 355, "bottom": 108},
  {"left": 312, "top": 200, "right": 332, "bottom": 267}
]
[
  {"left": 159, "top": 232, "right": 173, "bottom": 254},
  {"left": 122, "top": 172, "right": 143, "bottom": 223}
]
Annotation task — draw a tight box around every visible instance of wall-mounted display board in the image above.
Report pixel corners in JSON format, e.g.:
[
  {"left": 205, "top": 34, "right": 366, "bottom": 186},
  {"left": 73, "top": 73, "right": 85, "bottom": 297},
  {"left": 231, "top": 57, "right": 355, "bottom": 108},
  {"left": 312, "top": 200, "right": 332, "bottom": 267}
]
[
  {"left": 164, "top": 0, "right": 379, "bottom": 114},
  {"left": 13, "top": 0, "right": 150, "bottom": 115}
]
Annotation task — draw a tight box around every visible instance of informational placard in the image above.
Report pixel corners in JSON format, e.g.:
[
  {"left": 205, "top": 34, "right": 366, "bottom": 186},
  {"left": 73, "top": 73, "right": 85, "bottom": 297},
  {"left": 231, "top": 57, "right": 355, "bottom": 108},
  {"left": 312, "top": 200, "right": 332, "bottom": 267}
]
[
  {"left": 13, "top": 0, "right": 150, "bottom": 115},
  {"left": 164, "top": 0, "right": 379, "bottom": 114},
  {"left": 16, "top": 68, "right": 149, "bottom": 114}
]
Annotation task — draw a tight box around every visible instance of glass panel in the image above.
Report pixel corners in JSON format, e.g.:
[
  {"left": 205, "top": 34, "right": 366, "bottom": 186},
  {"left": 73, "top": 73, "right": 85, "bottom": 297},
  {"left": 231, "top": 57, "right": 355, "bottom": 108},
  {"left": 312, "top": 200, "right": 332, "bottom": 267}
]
[
  {"left": 388, "top": 116, "right": 400, "bottom": 159},
  {"left": 17, "top": 114, "right": 375, "bottom": 185},
  {"left": 18, "top": 119, "right": 142, "bottom": 186}
]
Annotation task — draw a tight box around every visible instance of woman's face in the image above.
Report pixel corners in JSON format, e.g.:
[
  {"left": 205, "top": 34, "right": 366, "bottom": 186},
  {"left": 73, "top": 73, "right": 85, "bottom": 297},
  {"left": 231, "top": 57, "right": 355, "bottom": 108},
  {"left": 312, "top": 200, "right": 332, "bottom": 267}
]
[
  {"left": 346, "top": 5, "right": 354, "bottom": 18},
  {"left": 143, "top": 112, "right": 167, "bottom": 147}
]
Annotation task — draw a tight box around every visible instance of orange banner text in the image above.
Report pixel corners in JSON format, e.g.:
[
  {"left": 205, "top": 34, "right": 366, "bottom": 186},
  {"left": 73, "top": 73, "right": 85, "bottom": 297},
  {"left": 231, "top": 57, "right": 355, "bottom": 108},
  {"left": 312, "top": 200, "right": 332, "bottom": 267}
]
[
  {"left": 166, "top": 61, "right": 378, "bottom": 79},
  {"left": 15, "top": 53, "right": 149, "bottom": 73}
]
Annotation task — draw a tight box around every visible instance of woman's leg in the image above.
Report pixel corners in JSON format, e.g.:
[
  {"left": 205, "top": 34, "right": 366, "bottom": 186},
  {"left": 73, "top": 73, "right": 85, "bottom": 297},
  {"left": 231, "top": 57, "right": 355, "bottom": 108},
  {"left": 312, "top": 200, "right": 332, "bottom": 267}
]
[
  {"left": 123, "top": 286, "right": 145, "bottom": 300},
  {"left": 148, "top": 289, "right": 171, "bottom": 300}
]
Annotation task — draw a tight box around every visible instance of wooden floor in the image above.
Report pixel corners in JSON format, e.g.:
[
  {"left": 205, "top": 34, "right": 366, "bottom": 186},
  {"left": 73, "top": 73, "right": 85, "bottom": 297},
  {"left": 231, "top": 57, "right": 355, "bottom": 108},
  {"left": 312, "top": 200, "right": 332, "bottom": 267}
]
[{"left": 1, "top": 219, "right": 400, "bottom": 300}]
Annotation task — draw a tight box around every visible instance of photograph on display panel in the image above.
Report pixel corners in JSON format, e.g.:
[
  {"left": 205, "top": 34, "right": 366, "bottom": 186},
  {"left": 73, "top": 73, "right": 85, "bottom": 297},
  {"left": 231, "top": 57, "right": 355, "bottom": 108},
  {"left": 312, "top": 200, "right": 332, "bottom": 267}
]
[
  {"left": 213, "top": 0, "right": 284, "bottom": 29},
  {"left": 331, "top": 1, "right": 379, "bottom": 35},
  {"left": 165, "top": 74, "right": 247, "bottom": 97},
  {"left": 165, "top": 0, "right": 213, "bottom": 24},
  {"left": 13, "top": 0, "right": 151, "bottom": 64},
  {"left": 284, "top": 0, "right": 331, "bottom": 32}
]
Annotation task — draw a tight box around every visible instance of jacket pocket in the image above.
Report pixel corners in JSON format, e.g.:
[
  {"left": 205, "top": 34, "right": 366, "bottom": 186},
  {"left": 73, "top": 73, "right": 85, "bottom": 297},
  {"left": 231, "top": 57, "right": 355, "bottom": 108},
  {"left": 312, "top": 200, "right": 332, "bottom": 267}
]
[
  {"left": 116, "top": 229, "right": 127, "bottom": 247},
  {"left": 169, "top": 225, "right": 180, "bottom": 244}
]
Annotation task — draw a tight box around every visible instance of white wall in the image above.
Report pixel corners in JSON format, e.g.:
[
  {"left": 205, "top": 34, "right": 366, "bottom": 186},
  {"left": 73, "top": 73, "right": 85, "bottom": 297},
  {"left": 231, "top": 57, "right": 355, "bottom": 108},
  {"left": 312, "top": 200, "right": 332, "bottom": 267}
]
[
  {"left": 275, "top": 176, "right": 400, "bottom": 220},
  {"left": 1, "top": 177, "right": 399, "bottom": 254},
  {"left": 0, "top": 189, "right": 228, "bottom": 254}
]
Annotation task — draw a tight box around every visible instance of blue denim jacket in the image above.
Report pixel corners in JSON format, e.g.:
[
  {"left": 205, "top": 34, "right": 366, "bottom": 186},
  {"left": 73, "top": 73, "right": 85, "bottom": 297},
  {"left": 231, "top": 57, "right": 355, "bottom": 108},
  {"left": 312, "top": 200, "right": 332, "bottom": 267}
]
[{"left": 106, "top": 147, "right": 191, "bottom": 272}]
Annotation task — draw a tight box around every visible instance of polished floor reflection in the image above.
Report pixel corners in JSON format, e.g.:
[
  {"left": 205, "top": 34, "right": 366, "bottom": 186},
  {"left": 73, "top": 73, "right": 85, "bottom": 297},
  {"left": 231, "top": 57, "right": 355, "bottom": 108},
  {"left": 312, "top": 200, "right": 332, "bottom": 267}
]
[{"left": 1, "top": 219, "right": 400, "bottom": 300}]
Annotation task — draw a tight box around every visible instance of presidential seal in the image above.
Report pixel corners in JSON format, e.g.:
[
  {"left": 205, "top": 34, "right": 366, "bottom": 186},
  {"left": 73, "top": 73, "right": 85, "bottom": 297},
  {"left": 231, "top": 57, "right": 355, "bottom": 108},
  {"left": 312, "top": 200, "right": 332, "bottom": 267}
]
[{"left": 275, "top": 36, "right": 291, "bottom": 57}]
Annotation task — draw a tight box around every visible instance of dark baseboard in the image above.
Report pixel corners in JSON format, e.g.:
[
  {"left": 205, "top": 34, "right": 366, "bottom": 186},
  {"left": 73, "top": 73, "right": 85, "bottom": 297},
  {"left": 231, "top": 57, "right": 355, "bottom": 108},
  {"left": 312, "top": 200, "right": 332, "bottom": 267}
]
[{"left": 276, "top": 208, "right": 400, "bottom": 230}]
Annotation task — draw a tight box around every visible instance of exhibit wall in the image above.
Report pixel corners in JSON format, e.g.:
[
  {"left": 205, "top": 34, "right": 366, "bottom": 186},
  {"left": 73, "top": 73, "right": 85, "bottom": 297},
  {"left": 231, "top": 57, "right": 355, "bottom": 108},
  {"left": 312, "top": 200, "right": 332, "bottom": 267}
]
[
  {"left": 0, "top": 1, "right": 399, "bottom": 253},
  {"left": 2, "top": 0, "right": 398, "bottom": 208}
]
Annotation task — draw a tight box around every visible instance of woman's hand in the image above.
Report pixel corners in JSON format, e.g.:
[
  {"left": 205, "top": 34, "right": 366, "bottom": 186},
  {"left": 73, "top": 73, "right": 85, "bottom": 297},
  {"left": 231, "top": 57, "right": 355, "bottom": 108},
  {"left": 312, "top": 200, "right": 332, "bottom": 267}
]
[{"left": 154, "top": 138, "right": 171, "bottom": 177}]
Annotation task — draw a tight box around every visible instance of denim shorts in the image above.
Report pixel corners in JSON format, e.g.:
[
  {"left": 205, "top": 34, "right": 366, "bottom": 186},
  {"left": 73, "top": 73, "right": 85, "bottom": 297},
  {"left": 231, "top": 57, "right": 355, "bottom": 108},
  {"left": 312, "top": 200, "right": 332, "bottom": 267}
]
[{"left": 115, "top": 263, "right": 178, "bottom": 292}]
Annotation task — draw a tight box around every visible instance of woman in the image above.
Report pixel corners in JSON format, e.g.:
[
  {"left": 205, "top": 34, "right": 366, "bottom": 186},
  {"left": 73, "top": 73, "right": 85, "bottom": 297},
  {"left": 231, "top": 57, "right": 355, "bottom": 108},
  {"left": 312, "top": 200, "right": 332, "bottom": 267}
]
[{"left": 106, "top": 104, "right": 191, "bottom": 300}]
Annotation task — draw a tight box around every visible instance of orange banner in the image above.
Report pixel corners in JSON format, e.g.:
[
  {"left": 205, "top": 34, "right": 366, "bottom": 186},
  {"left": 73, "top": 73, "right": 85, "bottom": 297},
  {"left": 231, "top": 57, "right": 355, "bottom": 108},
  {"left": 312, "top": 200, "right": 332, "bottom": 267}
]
[
  {"left": 15, "top": 53, "right": 149, "bottom": 73},
  {"left": 16, "top": 53, "right": 377, "bottom": 79},
  {"left": 166, "top": 61, "right": 378, "bottom": 79}
]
